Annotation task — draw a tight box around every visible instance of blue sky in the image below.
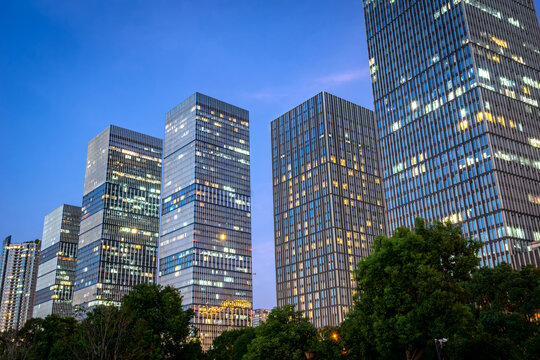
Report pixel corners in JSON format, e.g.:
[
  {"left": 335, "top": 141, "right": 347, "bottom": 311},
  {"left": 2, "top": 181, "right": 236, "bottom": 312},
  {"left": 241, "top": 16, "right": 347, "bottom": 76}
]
[{"left": 1, "top": 1, "right": 539, "bottom": 310}]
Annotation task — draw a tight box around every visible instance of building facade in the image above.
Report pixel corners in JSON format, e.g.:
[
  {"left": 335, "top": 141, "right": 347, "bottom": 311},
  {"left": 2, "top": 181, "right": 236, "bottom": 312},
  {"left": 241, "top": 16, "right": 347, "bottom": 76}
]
[
  {"left": 252, "top": 308, "right": 271, "bottom": 327},
  {"left": 73, "top": 125, "right": 162, "bottom": 309},
  {"left": 159, "top": 93, "right": 252, "bottom": 349},
  {"left": 363, "top": 0, "right": 540, "bottom": 268},
  {"left": 34, "top": 204, "right": 81, "bottom": 318},
  {"left": 0, "top": 236, "right": 40, "bottom": 331},
  {"left": 271, "top": 92, "right": 386, "bottom": 328}
]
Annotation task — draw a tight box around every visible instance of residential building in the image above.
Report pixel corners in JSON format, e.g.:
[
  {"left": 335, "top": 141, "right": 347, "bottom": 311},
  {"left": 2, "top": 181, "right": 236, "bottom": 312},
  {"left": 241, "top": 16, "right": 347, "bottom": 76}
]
[
  {"left": 73, "top": 125, "right": 162, "bottom": 309},
  {"left": 0, "top": 236, "right": 40, "bottom": 331},
  {"left": 159, "top": 93, "right": 252, "bottom": 349},
  {"left": 34, "top": 204, "right": 81, "bottom": 318},
  {"left": 271, "top": 92, "right": 386, "bottom": 327},
  {"left": 363, "top": 0, "right": 540, "bottom": 268}
]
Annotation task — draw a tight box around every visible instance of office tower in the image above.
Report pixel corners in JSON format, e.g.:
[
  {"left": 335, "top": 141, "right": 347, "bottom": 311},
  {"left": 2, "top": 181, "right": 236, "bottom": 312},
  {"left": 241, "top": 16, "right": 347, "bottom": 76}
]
[
  {"left": 73, "top": 125, "right": 162, "bottom": 309},
  {"left": 363, "top": 0, "right": 540, "bottom": 268},
  {"left": 34, "top": 204, "right": 81, "bottom": 318},
  {"left": 0, "top": 236, "right": 40, "bottom": 331},
  {"left": 252, "top": 308, "right": 271, "bottom": 327},
  {"left": 160, "top": 93, "right": 252, "bottom": 349},
  {"left": 271, "top": 92, "right": 386, "bottom": 328}
]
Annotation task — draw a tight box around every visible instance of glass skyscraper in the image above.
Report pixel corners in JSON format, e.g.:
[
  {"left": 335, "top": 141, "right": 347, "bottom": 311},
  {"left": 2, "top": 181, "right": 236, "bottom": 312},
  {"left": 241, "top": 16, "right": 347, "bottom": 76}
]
[
  {"left": 73, "top": 125, "right": 162, "bottom": 309},
  {"left": 0, "top": 236, "right": 40, "bottom": 331},
  {"left": 363, "top": 0, "right": 540, "bottom": 268},
  {"left": 34, "top": 204, "right": 81, "bottom": 318},
  {"left": 271, "top": 92, "right": 386, "bottom": 327},
  {"left": 160, "top": 93, "right": 252, "bottom": 349}
]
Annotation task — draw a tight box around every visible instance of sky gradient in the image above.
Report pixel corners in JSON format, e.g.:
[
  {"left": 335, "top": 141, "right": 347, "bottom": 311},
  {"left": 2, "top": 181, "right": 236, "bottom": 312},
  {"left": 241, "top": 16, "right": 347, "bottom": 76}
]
[{"left": 1, "top": 0, "right": 539, "bottom": 310}]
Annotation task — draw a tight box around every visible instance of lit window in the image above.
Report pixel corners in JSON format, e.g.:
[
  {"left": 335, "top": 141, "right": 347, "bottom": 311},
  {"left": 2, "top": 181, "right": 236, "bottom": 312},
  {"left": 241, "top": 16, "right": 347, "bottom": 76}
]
[{"left": 478, "top": 68, "right": 490, "bottom": 80}]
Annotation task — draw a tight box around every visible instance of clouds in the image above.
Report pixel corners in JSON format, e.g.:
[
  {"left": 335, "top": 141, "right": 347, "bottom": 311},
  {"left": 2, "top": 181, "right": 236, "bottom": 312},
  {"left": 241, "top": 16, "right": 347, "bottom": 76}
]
[
  {"left": 316, "top": 66, "right": 371, "bottom": 85},
  {"left": 242, "top": 66, "right": 371, "bottom": 105},
  {"left": 245, "top": 89, "right": 290, "bottom": 102}
]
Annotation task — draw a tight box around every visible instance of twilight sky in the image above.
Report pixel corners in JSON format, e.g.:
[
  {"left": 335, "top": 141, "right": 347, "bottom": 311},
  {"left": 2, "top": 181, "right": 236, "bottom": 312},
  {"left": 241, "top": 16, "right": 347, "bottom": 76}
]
[{"left": 1, "top": 1, "right": 539, "bottom": 310}]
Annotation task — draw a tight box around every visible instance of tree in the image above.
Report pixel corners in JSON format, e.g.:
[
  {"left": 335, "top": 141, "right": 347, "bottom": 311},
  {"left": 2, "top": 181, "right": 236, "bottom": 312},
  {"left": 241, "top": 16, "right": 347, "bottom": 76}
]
[
  {"left": 0, "top": 328, "right": 20, "bottom": 360},
  {"left": 27, "top": 314, "right": 78, "bottom": 360},
  {"left": 208, "top": 327, "right": 255, "bottom": 360},
  {"left": 342, "top": 218, "right": 481, "bottom": 360},
  {"left": 121, "top": 283, "right": 203, "bottom": 360},
  {"left": 447, "top": 263, "right": 540, "bottom": 360},
  {"left": 0, "top": 284, "right": 203, "bottom": 359},
  {"left": 0, "top": 318, "right": 43, "bottom": 360},
  {"left": 311, "top": 327, "right": 346, "bottom": 360},
  {"left": 73, "top": 283, "right": 202, "bottom": 360},
  {"left": 231, "top": 327, "right": 256, "bottom": 360},
  {"left": 75, "top": 305, "right": 133, "bottom": 360},
  {"left": 467, "top": 263, "right": 540, "bottom": 322},
  {"left": 243, "top": 305, "right": 318, "bottom": 360}
]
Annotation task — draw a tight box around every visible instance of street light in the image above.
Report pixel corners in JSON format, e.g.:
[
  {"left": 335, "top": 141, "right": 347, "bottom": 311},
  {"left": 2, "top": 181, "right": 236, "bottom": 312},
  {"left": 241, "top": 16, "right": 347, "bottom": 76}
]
[{"left": 434, "top": 338, "right": 448, "bottom": 360}]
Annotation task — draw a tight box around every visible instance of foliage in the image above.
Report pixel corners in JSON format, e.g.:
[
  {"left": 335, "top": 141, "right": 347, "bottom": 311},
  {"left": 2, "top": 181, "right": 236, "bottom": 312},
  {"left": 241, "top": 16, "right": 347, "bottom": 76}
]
[
  {"left": 75, "top": 304, "right": 133, "bottom": 360},
  {"left": 207, "top": 327, "right": 255, "bottom": 360},
  {"left": 467, "top": 263, "right": 540, "bottom": 321},
  {"left": 0, "top": 283, "right": 201, "bottom": 360},
  {"left": 242, "top": 305, "right": 318, "bottom": 360},
  {"left": 0, "top": 318, "right": 42, "bottom": 360},
  {"left": 447, "top": 263, "right": 540, "bottom": 360},
  {"left": 311, "top": 327, "right": 346, "bottom": 360},
  {"left": 231, "top": 327, "right": 256, "bottom": 360},
  {"left": 2, "top": 219, "right": 540, "bottom": 360},
  {"left": 342, "top": 218, "right": 481, "bottom": 360},
  {"left": 121, "top": 283, "right": 203, "bottom": 360},
  {"left": 28, "top": 315, "right": 78, "bottom": 360}
]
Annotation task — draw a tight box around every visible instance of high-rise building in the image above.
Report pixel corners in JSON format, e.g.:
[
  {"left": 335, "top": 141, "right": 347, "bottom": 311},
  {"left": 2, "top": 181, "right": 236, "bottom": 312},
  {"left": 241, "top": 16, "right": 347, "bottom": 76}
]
[
  {"left": 271, "top": 92, "right": 386, "bottom": 328},
  {"left": 0, "top": 236, "right": 40, "bottom": 331},
  {"left": 34, "top": 204, "right": 81, "bottom": 318},
  {"left": 252, "top": 308, "right": 271, "bottom": 327},
  {"left": 159, "top": 93, "right": 252, "bottom": 349},
  {"left": 73, "top": 125, "right": 162, "bottom": 309},
  {"left": 363, "top": 0, "right": 540, "bottom": 268}
]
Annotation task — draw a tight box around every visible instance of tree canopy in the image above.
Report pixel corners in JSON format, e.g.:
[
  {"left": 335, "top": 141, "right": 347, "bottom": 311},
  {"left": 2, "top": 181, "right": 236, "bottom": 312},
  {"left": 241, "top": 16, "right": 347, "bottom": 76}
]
[
  {"left": 121, "top": 283, "right": 202, "bottom": 359},
  {"left": 342, "top": 218, "right": 481, "bottom": 360},
  {"left": 447, "top": 263, "right": 540, "bottom": 360},
  {"left": 0, "top": 283, "right": 203, "bottom": 360},
  {"left": 243, "top": 305, "right": 318, "bottom": 360},
  {"left": 1, "top": 219, "right": 538, "bottom": 360},
  {"left": 207, "top": 327, "right": 256, "bottom": 360}
]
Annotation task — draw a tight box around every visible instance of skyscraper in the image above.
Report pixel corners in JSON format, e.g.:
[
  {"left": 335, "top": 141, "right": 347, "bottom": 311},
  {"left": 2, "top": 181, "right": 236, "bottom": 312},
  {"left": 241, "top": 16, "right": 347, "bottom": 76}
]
[
  {"left": 73, "top": 125, "right": 162, "bottom": 309},
  {"left": 34, "top": 204, "right": 81, "bottom": 318},
  {"left": 160, "top": 93, "right": 252, "bottom": 349},
  {"left": 0, "top": 236, "right": 40, "bottom": 331},
  {"left": 271, "top": 92, "right": 386, "bottom": 328},
  {"left": 363, "top": 0, "right": 540, "bottom": 268},
  {"left": 252, "top": 308, "right": 271, "bottom": 327}
]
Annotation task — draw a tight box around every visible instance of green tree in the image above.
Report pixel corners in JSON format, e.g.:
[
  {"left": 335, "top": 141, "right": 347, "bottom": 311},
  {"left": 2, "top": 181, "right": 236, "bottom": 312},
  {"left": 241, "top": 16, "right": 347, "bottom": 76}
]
[
  {"left": 208, "top": 327, "right": 255, "bottom": 360},
  {"left": 231, "top": 327, "right": 256, "bottom": 360},
  {"left": 342, "top": 218, "right": 481, "bottom": 360},
  {"left": 311, "top": 327, "right": 346, "bottom": 360},
  {"left": 0, "top": 284, "right": 203, "bottom": 359},
  {"left": 27, "top": 314, "right": 78, "bottom": 360},
  {"left": 243, "top": 305, "right": 318, "bottom": 360},
  {"left": 121, "top": 283, "right": 203, "bottom": 360},
  {"left": 0, "top": 318, "right": 42, "bottom": 360},
  {"left": 448, "top": 263, "right": 540, "bottom": 360},
  {"left": 75, "top": 305, "right": 133, "bottom": 360},
  {"left": 467, "top": 263, "right": 540, "bottom": 321}
]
